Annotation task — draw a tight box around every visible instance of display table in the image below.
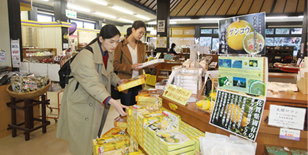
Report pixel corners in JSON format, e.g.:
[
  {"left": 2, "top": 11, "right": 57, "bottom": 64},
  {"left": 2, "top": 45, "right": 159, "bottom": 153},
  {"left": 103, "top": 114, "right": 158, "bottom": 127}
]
[
  {"left": 161, "top": 95, "right": 308, "bottom": 155},
  {"left": 156, "top": 61, "right": 183, "bottom": 82},
  {"left": 266, "top": 91, "right": 308, "bottom": 109}
]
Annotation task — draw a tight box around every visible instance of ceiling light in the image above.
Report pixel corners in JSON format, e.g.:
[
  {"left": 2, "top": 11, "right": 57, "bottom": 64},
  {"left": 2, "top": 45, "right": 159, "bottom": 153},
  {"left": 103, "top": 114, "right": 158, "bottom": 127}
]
[
  {"left": 265, "top": 16, "right": 287, "bottom": 19},
  {"left": 67, "top": 4, "right": 91, "bottom": 13},
  {"left": 136, "top": 15, "right": 150, "bottom": 20},
  {"left": 170, "top": 22, "right": 176, "bottom": 24},
  {"left": 41, "top": 0, "right": 49, "bottom": 1},
  {"left": 119, "top": 18, "right": 133, "bottom": 23},
  {"left": 148, "top": 21, "right": 156, "bottom": 24},
  {"left": 112, "top": 6, "right": 134, "bottom": 15},
  {"left": 298, "top": 16, "right": 303, "bottom": 18},
  {"left": 95, "top": 12, "right": 116, "bottom": 19},
  {"left": 199, "top": 18, "right": 222, "bottom": 20},
  {"left": 91, "top": 0, "right": 108, "bottom": 6},
  {"left": 170, "top": 18, "right": 191, "bottom": 21}
]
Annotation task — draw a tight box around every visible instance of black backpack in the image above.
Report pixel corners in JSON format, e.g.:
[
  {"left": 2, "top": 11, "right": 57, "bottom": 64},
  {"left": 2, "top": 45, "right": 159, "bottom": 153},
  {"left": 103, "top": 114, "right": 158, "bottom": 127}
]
[{"left": 58, "top": 46, "right": 93, "bottom": 89}]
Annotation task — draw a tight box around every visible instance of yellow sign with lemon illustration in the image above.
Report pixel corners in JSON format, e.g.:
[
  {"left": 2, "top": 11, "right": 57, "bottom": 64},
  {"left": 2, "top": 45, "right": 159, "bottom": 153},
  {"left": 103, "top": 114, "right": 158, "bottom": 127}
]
[{"left": 219, "top": 12, "right": 266, "bottom": 55}]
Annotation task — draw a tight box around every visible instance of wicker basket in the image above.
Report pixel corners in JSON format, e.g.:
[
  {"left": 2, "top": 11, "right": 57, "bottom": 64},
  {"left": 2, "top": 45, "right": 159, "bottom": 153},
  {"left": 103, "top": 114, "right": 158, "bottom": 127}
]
[{"left": 6, "top": 79, "right": 51, "bottom": 100}]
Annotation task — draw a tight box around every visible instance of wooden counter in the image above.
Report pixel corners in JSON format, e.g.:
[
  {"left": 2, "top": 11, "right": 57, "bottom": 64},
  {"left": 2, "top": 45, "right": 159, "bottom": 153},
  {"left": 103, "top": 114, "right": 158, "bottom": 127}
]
[
  {"left": 162, "top": 96, "right": 308, "bottom": 155},
  {"left": 156, "top": 61, "right": 183, "bottom": 82},
  {"left": 266, "top": 90, "right": 308, "bottom": 109}
]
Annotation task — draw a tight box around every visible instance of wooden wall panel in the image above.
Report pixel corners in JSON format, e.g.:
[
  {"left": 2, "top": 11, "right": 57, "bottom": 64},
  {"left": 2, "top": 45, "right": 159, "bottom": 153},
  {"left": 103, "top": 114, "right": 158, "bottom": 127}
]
[
  {"left": 186, "top": 0, "right": 206, "bottom": 16},
  {"left": 177, "top": 0, "right": 197, "bottom": 16},
  {"left": 237, "top": 0, "right": 253, "bottom": 15},
  {"left": 284, "top": 0, "right": 298, "bottom": 13},
  {"left": 272, "top": 0, "right": 287, "bottom": 13},
  {"left": 171, "top": 0, "right": 188, "bottom": 16},
  {"left": 196, "top": 0, "right": 215, "bottom": 16},
  {"left": 226, "top": 0, "right": 243, "bottom": 15},
  {"left": 206, "top": 0, "right": 224, "bottom": 15},
  {"left": 297, "top": 0, "right": 305, "bottom": 13},
  {"left": 153, "top": 5, "right": 157, "bottom": 10},
  {"left": 249, "top": 0, "right": 264, "bottom": 14},
  {"left": 171, "top": 0, "right": 181, "bottom": 11},
  {"left": 260, "top": 0, "right": 274, "bottom": 13},
  {"left": 216, "top": 0, "right": 234, "bottom": 15},
  {"left": 144, "top": 0, "right": 154, "bottom": 7}
]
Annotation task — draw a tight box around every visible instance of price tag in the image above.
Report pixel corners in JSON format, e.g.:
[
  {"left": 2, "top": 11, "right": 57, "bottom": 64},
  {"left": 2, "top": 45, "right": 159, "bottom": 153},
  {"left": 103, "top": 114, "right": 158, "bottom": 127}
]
[{"left": 279, "top": 128, "right": 300, "bottom": 141}]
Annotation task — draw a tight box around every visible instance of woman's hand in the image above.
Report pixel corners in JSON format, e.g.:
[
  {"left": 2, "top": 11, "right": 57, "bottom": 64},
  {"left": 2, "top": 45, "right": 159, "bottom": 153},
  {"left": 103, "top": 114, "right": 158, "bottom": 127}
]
[
  {"left": 108, "top": 98, "right": 128, "bottom": 116},
  {"left": 131, "top": 63, "right": 142, "bottom": 71},
  {"left": 117, "top": 79, "right": 128, "bottom": 86}
]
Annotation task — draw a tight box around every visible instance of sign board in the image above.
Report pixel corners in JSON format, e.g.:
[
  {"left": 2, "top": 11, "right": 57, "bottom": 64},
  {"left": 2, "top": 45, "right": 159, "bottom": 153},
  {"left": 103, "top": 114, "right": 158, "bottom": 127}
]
[
  {"left": 218, "top": 56, "right": 268, "bottom": 96},
  {"left": 156, "top": 37, "right": 167, "bottom": 48},
  {"left": 279, "top": 128, "right": 301, "bottom": 141},
  {"left": 157, "top": 20, "right": 165, "bottom": 32},
  {"left": 164, "top": 54, "right": 173, "bottom": 60},
  {"left": 218, "top": 12, "right": 266, "bottom": 55},
  {"left": 66, "top": 10, "right": 77, "bottom": 18},
  {"left": 268, "top": 105, "right": 306, "bottom": 130},
  {"left": 162, "top": 84, "right": 192, "bottom": 106},
  {"left": 0, "top": 50, "right": 6, "bottom": 62},
  {"left": 210, "top": 89, "right": 265, "bottom": 141},
  {"left": 11, "top": 39, "right": 21, "bottom": 68}
]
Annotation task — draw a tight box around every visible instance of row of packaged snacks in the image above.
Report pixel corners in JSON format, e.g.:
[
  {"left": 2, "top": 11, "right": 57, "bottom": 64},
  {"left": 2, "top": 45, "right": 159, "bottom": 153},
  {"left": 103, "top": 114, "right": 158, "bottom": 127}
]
[{"left": 10, "top": 73, "right": 48, "bottom": 93}]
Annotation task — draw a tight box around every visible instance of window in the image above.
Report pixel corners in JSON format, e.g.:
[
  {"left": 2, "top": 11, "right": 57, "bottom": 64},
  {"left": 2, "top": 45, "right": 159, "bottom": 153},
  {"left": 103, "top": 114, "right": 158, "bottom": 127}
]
[
  {"left": 266, "top": 37, "right": 301, "bottom": 55},
  {"left": 291, "top": 28, "right": 302, "bottom": 34},
  {"left": 275, "top": 28, "right": 290, "bottom": 34},
  {"left": 201, "top": 29, "right": 212, "bottom": 34},
  {"left": 70, "top": 20, "right": 83, "bottom": 28},
  {"left": 200, "top": 37, "right": 212, "bottom": 47},
  {"left": 213, "top": 29, "right": 219, "bottom": 34},
  {"left": 84, "top": 22, "right": 95, "bottom": 29},
  {"left": 265, "top": 28, "right": 274, "bottom": 35},
  {"left": 37, "top": 14, "right": 53, "bottom": 22},
  {"left": 212, "top": 38, "right": 219, "bottom": 51}
]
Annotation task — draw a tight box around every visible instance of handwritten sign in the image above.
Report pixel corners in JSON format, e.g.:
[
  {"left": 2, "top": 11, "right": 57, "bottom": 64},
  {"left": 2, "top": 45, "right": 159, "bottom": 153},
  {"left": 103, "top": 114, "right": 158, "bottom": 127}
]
[
  {"left": 0, "top": 50, "right": 6, "bottom": 62},
  {"left": 268, "top": 105, "right": 306, "bottom": 130},
  {"left": 163, "top": 84, "right": 192, "bottom": 106},
  {"left": 280, "top": 128, "right": 300, "bottom": 141},
  {"left": 11, "top": 39, "right": 20, "bottom": 67}
]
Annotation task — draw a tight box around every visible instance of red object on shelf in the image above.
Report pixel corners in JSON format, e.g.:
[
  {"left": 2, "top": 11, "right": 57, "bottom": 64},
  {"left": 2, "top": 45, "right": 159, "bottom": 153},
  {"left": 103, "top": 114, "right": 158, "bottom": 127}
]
[{"left": 274, "top": 63, "right": 299, "bottom": 73}]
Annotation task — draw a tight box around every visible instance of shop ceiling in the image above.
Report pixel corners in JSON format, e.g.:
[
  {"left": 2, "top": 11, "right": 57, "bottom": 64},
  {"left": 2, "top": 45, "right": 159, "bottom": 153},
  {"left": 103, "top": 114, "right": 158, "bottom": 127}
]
[{"left": 32, "top": 0, "right": 305, "bottom": 26}]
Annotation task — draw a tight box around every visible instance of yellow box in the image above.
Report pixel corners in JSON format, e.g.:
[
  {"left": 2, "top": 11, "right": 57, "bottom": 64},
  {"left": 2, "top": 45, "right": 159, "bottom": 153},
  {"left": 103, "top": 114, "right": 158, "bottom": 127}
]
[
  {"left": 92, "top": 139, "right": 129, "bottom": 154},
  {"left": 118, "top": 74, "right": 146, "bottom": 92}
]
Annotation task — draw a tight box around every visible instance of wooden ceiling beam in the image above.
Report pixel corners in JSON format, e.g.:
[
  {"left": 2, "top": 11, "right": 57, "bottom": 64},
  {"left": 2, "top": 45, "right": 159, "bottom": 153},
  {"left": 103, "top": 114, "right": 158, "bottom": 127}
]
[
  {"left": 272, "top": 0, "right": 286, "bottom": 13},
  {"left": 206, "top": 0, "right": 224, "bottom": 15},
  {"left": 196, "top": 0, "right": 215, "bottom": 16},
  {"left": 148, "top": 0, "right": 157, "bottom": 10},
  {"left": 237, "top": 0, "right": 253, "bottom": 15},
  {"left": 177, "top": 0, "right": 198, "bottom": 16},
  {"left": 186, "top": 0, "right": 207, "bottom": 16},
  {"left": 216, "top": 0, "right": 234, "bottom": 15},
  {"left": 175, "top": 0, "right": 190, "bottom": 16},
  {"left": 170, "top": 0, "right": 188, "bottom": 16},
  {"left": 260, "top": 0, "right": 274, "bottom": 13},
  {"left": 122, "top": 0, "right": 156, "bottom": 15},
  {"left": 227, "top": 0, "right": 243, "bottom": 15},
  {"left": 171, "top": 0, "right": 181, "bottom": 12},
  {"left": 297, "top": 0, "right": 305, "bottom": 13},
  {"left": 249, "top": 0, "right": 264, "bottom": 14}
]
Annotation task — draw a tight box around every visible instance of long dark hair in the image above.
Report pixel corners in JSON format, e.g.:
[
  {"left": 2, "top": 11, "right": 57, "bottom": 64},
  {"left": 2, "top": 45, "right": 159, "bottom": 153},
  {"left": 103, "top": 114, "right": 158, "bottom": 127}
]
[
  {"left": 132, "top": 20, "right": 146, "bottom": 32},
  {"left": 126, "top": 27, "right": 132, "bottom": 37},
  {"left": 88, "top": 25, "right": 121, "bottom": 45}
]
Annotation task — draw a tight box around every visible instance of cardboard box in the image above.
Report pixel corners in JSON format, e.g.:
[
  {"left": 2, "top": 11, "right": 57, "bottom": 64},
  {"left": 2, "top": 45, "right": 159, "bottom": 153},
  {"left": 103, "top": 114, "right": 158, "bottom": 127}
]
[
  {"left": 118, "top": 75, "right": 146, "bottom": 92},
  {"left": 297, "top": 71, "right": 308, "bottom": 94}
]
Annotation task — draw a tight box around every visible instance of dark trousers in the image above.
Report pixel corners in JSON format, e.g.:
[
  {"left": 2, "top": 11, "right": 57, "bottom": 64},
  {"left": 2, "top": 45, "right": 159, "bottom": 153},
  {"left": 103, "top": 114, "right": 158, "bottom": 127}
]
[{"left": 120, "top": 85, "right": 142, "bottom": 107}]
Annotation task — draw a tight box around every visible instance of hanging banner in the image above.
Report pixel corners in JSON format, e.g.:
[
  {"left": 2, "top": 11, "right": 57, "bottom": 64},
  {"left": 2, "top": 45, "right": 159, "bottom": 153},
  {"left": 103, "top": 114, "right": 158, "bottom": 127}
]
[
  {"left": 209, "top": 89, "right": 265, "bottom": 142},
  {"left": 157, "top": 20, "right": 165, "bottom": 33},
  {"left": 11, "top": 40, "right": 21, "bottom": 68},
  {"left": 218, "top": 12, "right": 266, "bottom": 55}
]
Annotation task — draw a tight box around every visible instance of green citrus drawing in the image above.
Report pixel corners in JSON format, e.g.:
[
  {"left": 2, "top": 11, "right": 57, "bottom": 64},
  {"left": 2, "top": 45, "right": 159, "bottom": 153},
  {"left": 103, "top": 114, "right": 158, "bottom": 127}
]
[
  {"left": 243, "top": 32, "right": 265, "bottom": 54},
  {"left": 249, "top": 81, "right": 265, "bottom": 95}
]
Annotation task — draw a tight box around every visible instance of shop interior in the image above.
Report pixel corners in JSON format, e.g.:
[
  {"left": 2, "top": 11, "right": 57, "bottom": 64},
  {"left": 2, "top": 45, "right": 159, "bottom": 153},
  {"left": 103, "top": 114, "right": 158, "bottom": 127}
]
[{"left": 0, "top": 0, "right": 307, "bottom": 155}]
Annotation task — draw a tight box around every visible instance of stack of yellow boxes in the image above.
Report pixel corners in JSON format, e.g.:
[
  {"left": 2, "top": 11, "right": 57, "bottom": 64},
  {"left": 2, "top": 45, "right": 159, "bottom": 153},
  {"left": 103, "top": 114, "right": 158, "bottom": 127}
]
[
  {"left": 179, "top": 121, "right": 205, "bottom": 154},
  {"left": 92, "top": 135, "right": 130, "bottom": 155}
]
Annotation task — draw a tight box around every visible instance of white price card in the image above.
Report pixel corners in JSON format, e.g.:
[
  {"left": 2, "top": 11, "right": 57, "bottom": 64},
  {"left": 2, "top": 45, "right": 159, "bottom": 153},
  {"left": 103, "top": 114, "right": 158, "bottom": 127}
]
[
  {"left": 268, "top": 105, "right": 306, "bottom": 130},
  {"left": 279, "top": 128, "right": 300, "bottom": 141}
]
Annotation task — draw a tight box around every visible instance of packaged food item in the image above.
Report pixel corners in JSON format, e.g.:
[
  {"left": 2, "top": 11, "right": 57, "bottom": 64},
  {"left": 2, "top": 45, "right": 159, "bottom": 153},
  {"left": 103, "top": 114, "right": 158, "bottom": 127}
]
[
  {"left": 117, "top": 75, "right": 146, "bottom": 92},
  {"left": 101, "top": 127, "right": 125, "bottom": 138},
  {"left": 114, "top": 116, "right": 127, "bottom": 130},
  {"left": 96, "top": 135, "right": 128, "bottom": 144},
  {"left": 92, "top": 139, "right": 129, "bottom": 155},
  {"left": 10, "top": 74, "right": 49, "bottom": 93}
]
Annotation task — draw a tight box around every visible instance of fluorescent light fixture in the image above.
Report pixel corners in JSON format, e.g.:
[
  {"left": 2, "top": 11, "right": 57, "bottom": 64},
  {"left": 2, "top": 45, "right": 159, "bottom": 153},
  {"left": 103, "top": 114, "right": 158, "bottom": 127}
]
[
  {"left": 41, "top": 0, "right": 49, "bottom": 1},
  {"left": 170, "top": 18, "right": 191, "bottom": 21},
  {"left": 170, "top": 22, "right": 176, "bottom": 24},
  {"left": 136, "top": 15, "right": 150, "bottom": 20},
  {"left": 199, "top": 18, "right": 223, "bottom": 20},
  {"left": 112, "top": 6, "right": 134, "bottom": 15},
  {"left": 298, "top": 16, "right": 303, "bottom": 18},
  {"left": 91, "top": 0, "right": 108, "bottom": 6},
  {"left": 119, "top": 18, "right": 133, "bottom": 23},
  {"left": 37, "top": 11, "right": 54, "bottom": 15},
  {"left": 265, "top": 16, "right": 287, "bottom": 19},
  {"left": 67, "top": 4, "right": 91, "bottom": 13},
  {"left": 95, "top": 12, "right": 116, "bottom": 19},
  {"left": 148, "top": 21, "right": 156, "bottom": 24}
]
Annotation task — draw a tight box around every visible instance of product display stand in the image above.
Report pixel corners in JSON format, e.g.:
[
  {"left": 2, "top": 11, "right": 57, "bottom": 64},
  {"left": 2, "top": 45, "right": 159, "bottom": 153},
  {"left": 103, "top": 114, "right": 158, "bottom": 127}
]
[{"left": 6, "top": 95, "right": 50, "bottom": 141}]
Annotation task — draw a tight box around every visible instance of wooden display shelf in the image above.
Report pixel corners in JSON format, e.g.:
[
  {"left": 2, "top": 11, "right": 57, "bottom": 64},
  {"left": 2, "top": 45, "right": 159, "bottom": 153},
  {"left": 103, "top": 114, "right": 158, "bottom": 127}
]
[
  {"left": 266, "top": 90, "right": 308, "bottom": 109},
  {"left": 22, "top": 48, "right": 56, "bottom": 59},
  {"left": 161, "top": 94, "right": 308, "bottom": 155}
]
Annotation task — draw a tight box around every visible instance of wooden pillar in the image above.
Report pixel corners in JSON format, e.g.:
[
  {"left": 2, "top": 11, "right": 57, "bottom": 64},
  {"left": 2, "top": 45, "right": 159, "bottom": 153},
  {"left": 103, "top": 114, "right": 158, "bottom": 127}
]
[
  {"left": 156, "top": 0, "right": 170, "bottom": 53},
  {"left": 7, "top": 0, "right": 23, "bottom": 71},
  {"left": 300, "top": 0, "right": 308, "bottom": 58}
]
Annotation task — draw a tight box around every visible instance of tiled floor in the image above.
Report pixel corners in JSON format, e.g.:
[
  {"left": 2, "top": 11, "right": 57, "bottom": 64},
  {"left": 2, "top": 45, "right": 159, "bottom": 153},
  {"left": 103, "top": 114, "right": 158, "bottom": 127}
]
[{"left": 0, "top": 85, "right": 154, "bottom": 155}]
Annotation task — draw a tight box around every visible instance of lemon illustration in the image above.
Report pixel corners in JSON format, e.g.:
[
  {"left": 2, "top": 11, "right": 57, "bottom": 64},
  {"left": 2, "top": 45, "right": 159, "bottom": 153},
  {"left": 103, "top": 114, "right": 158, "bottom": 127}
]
[
  {"left": 202, "top": 100, "right": 211, "bottom": 110},
  {"left": 209, "top": 92, "right": 217, "bottom": 100},
  {"left": 227, "top": 20, "right": 253, "bottom": 50},
  {"left": 249, "top": 81, "right": 265, "bottom": 95},
  {"left": 161, "top": 134, "right": 171, "bottom": 138},
  {"left": 243, "top": 32, "right": 265, "bottom": 54}
]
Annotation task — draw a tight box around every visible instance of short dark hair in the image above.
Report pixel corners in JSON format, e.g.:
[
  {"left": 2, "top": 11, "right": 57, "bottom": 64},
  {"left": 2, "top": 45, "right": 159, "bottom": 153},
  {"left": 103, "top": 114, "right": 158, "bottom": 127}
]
[
  {"left": 132, "top": 20, "right": 146, "bottom": 32},
  {"left": 126, "top": 27, "right": 132, "bottom": 36},
  {"left": 171, "top": 43, "right": 176, "bottom": 48},
  {"left": 100, "top": 24, "right": 121, "bottom": 39}
]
